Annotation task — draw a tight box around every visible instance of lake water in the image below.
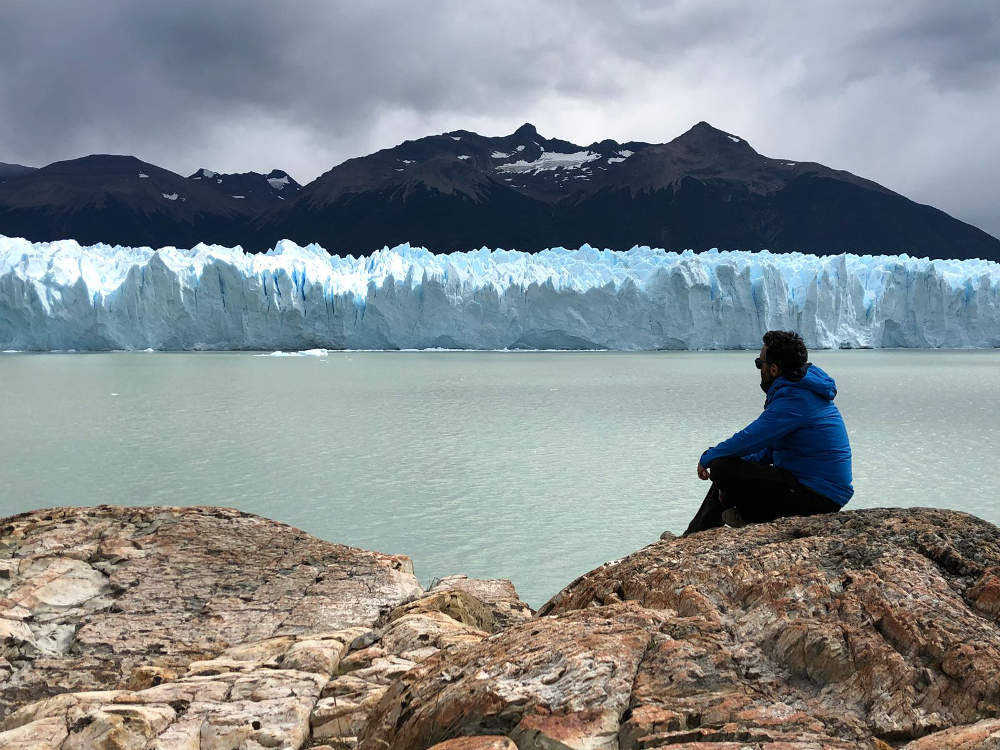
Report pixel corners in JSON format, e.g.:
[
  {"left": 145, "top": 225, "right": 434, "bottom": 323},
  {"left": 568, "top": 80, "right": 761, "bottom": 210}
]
[{"left": 2, "top": 350, "right": 998, "bottom": 607}]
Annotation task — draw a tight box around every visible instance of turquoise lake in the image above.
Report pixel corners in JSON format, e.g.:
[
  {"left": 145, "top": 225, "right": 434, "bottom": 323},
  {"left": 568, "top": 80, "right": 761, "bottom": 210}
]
[{"left": 2, "top": 350, "right": 998, "bottom": 607}]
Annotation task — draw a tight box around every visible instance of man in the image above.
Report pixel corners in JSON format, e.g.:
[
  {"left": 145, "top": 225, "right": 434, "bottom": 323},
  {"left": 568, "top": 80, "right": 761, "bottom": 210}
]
[{"left": 684, "top": 330, "right": 853, "bottom": 536}]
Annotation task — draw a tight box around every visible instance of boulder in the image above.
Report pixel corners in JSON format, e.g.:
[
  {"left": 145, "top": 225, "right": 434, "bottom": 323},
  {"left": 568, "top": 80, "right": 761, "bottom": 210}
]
[
  {"left": 386, "top": 589, "right": 499, "bottom": 633},
  {"left": 428, "top": 575, "right": 534, "bottom": 630},
  {"left": 0, "top": 505, "right": 421, "bottom": 717},
  {"left": 539, "top": 508, "right": 1000, "bottom": 742},
  {"left": 313, "top": 606, "right": 490, "bottom": 747},
  {"left": 357, "top": 601, "right": 864, "bottom": 749},
  {"left": 0, "top": 668, "right": 326, "bottom": 750},
  {"left": 0, "top": 715, "right": 68, "bottom": 749},
  {"left": 379, "top": 610, "right": 488, "bottom": 654},
  {"left": 359, "top": 603, "right": 635, "bottom": 748},
  {"left": 359, "top": 508, "right": 1000, "bottom": 749}
]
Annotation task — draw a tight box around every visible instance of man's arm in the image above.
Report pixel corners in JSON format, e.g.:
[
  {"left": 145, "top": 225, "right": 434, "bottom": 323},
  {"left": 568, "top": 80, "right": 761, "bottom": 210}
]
[
  {"left": 696, "top": 452, "right": 768, "bottom": 480},
  {"left": 741, "top": 447, "right": 773, "bottom": 465},
  {"left": 700, "top": 393, "right": 804, "bottom": 468}
]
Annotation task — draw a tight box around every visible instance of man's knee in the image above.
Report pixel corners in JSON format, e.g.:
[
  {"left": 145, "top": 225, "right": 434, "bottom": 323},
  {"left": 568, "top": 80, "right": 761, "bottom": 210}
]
[{"left": 710, "top": 456, "right": 741, "bottom": 484}]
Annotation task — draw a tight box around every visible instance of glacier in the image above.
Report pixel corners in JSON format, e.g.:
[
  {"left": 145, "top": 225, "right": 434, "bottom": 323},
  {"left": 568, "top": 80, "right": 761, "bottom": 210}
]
[{"left": 0, "top": 234, "right": 998, "bottom": 351}]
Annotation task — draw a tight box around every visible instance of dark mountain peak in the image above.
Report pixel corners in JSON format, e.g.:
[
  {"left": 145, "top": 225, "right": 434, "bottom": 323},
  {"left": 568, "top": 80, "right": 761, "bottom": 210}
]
[
  {"left": 188, "top": 168, "right": 220, "bottom": 179},
  {"left": 0, "top": 162, "right": 37, "bottom": 180},
  {"left": 42, "top": 154, "right": 151, "bottom": 176},
  {"left": 262, "top": 169, "right": 301, "bottom": 193},
  {"left": 0, "top": 154, "right": 258, "bottom": 249},
  {"left": 686, "top": 121, "right": 727, "bottom": 136},
  {"left": 513, "top": 123, "right": 539, "bottom": 138},
  {"left": 185, "top": 167, "right": 301, "bottom": 205},
  {"left": 672, "top": 121, "right": 755, "bottom": 152}
]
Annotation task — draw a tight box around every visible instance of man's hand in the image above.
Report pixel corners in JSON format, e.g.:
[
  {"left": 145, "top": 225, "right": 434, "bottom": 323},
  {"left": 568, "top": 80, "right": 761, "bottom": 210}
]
[{"left": 697, "top": 463, "right": 711, "bottom": 481}]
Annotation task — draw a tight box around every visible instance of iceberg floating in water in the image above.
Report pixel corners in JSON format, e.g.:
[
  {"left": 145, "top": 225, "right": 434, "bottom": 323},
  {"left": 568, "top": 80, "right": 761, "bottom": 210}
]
[{"left": 0, "top": 235, "right": 998, "bottom": 351}]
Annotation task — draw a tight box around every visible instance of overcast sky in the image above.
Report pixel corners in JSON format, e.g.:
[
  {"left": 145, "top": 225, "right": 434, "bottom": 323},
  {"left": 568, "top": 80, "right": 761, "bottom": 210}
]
[{"left": 2, "top": 0, "right": 998, "bottom": 237}]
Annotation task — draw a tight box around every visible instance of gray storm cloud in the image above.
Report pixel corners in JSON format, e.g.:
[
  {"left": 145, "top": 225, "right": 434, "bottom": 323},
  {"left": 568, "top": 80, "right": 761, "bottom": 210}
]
[{"left": 1, "top": 0, "right": 997, "bottom": 238}]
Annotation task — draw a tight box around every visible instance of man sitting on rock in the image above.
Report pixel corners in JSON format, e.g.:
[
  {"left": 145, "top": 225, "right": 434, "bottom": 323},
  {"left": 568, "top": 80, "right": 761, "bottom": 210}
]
[{"left": 684, "top": 330, "right": 853, "bottom": 535}]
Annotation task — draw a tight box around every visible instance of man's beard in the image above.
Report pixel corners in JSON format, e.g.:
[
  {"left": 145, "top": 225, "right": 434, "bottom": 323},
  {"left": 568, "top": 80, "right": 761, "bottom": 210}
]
[{"left": 760, "top": 373, "right": 775, "bottom": 394}]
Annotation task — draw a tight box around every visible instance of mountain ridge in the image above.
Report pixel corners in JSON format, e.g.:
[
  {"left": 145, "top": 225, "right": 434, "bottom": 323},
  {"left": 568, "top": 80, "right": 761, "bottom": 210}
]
[
  {"left": 2, "top": 122, "right": 998, "bottom": 260},
  {"left": 0, "top": 162, "right": 37, "bottom": 181}
]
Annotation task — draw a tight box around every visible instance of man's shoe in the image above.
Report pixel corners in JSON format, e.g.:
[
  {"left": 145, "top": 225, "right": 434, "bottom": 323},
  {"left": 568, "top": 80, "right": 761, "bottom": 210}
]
[{"left": 721, "top": 508, "right": 747, "bottom": 528}]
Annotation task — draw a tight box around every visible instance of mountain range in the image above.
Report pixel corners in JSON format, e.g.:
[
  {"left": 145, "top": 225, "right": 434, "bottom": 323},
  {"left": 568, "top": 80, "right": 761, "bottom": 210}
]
[{"left": 2, "top": 122, "right": 998, "bottom": 260}]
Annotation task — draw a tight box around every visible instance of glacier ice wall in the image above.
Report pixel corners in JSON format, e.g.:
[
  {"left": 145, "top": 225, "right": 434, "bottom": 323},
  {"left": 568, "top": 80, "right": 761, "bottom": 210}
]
[{"left": 1, "top": 235, "right": 998, "bottom": 351}]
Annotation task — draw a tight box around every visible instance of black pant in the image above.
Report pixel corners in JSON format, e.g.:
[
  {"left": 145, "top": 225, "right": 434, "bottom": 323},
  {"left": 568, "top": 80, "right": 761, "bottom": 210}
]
[{"left": 683, "top": 457, "right": 841, "bottom": 536}]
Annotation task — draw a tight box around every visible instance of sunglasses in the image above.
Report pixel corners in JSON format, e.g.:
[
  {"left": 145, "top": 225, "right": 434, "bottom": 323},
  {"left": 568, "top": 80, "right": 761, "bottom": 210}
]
[{"left": 754, "top": 357, "right": 766, "bottom": 369}]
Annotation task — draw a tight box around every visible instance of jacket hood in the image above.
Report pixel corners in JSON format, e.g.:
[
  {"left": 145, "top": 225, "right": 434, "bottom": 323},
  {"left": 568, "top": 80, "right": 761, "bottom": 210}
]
[{"left": 768, "top": 363, "right": 838, "bottom": 402}]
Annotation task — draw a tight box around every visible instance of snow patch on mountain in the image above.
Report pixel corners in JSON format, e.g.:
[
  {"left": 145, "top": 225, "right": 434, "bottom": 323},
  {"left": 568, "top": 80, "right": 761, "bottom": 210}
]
[
  {"left": 1, "top": 235, "right": 997, "bottom": 351},
  {"left": 608, "top": 150, "right": 635, "bottom": 164},
  {"left": 497, "top": 150, "right": 601, "bottom": 174},
  {"left": 267, "top": 176, "right": 290, "bottom": 190}
]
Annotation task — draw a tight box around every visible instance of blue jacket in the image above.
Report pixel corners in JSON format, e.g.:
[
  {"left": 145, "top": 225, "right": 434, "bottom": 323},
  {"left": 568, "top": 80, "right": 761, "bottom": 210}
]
[{"left": 700, "top": 364, "right": 854, "bottom": 506}]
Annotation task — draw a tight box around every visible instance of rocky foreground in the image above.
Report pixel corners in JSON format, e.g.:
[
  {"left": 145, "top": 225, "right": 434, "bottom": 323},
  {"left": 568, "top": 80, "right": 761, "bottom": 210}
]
[{"left": 2, "top": 507, "right": 1000, "bottom": 748}]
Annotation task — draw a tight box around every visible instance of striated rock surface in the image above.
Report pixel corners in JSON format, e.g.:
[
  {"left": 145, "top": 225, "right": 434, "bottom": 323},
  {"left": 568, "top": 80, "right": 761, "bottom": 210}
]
[
  {"left": 898, "top": 718, "right": 1000, "bottom": 749},
  {"left": 359, "top": 508, "right": 1000, "bottom": 749},
  {"left": 0, "top": 591, "right": 501, "bottom": 749},
  {"left": 6, "top": 504, "right": 1000, "bottom": 749},
  {"left": 358, "top": 601, "right": 865, "bottom": 749},
  {"left": 0, "top": 505, "right": 533, "bottom": 747},
  {"left": 0, "top": 627, "right": 353, "bottom": 749},
  {"left": 0, "top": 505, "right": 421, "bottom": 719}
]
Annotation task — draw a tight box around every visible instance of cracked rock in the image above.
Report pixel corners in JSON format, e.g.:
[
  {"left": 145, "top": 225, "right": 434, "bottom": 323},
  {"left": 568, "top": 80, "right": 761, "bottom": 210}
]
[
  {"left": 0, "top": 506, "right": 421, "bottom": 718},
  {"left": 358, "top": 508, "right": 1000, "bottom": 749}
]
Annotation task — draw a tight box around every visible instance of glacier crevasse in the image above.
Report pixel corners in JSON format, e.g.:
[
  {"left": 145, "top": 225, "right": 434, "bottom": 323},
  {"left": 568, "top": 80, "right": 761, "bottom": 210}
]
[{"left": 1, "top": 235, "right": 998, "bottom": 351}]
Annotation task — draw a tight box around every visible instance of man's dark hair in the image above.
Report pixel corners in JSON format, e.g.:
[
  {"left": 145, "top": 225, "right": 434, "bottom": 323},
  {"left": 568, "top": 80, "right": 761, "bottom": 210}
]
[{"left": 762, "top": 330, "right": 808, "bottom": 373}]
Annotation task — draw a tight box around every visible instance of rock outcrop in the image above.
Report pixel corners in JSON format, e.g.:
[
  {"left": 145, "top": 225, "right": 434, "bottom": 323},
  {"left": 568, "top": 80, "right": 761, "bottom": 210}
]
[
  {"left": 358, "top": 508, "right": 1000, "bottom": 749},
  {"left": 4, "top": 505, "right": 1000, "bottom": 749},
  {"left": 0, "top": 505, "right": 424, "bottom": 719},
  {"left": 426, "top": 576, "right": 533, "bottom": 633},
  {"left": 0, "top": 617, "right": 486, "bottom": 750},
  {"left": 0, "top": 505, "right": 532, "bottom": 748}
]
